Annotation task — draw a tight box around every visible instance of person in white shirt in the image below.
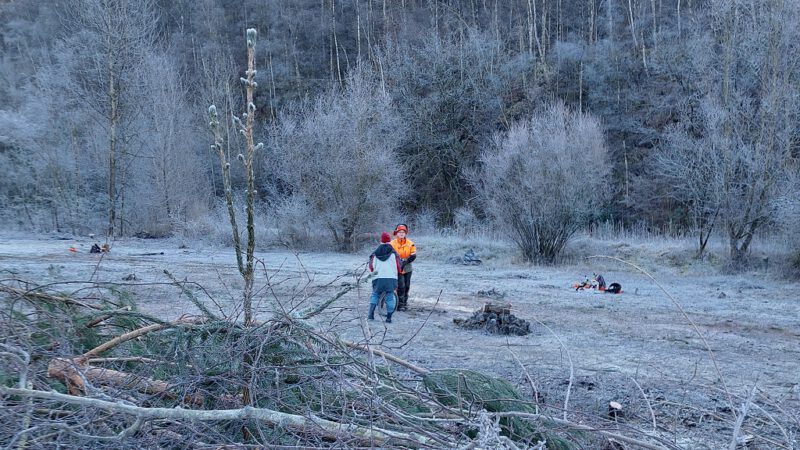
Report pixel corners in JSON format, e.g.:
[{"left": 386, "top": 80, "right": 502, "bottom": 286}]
[{"left": 368, "top": 232, "right": 401, "bottom": 323}]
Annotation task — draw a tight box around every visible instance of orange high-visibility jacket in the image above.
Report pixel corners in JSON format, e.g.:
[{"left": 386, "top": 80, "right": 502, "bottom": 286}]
[{"left": 390, "top": 238, "right": 416, "bottom": 274}]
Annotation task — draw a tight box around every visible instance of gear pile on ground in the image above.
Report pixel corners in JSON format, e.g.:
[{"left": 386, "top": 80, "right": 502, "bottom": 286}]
[
  {"left": 448, "top": 248, "right": 482, "bottom": 265},
  {"left": 453, "top": 305, "right": 531, "bottom": 336}
]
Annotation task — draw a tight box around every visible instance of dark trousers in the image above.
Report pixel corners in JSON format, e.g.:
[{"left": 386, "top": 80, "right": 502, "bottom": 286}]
[{"left": 397, "top": 272, "right": 412, "bottom": 309}]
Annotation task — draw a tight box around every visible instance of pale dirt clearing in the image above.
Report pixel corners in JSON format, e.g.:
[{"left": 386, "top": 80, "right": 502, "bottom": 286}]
[{"left": 1, "top": 233, "right": 798, "bottom": 448}]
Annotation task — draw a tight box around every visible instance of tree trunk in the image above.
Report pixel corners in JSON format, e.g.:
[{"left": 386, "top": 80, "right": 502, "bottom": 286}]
[
  {"left": 108, "top": 69, "right": 118, "bottom": 237},
  {"left": 729, "top": 241, "right": 747, "bottom": 268},
  {"left": 243, "top": 35, "right": 257, "bottom": 327},
  {"left": 627, "top": 0, "right": 638, "bottom": 50}
]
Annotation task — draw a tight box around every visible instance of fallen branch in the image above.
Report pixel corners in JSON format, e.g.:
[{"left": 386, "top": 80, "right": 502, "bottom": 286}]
[
  {"left": 81, "top": 316, "right": 205, "bottom": 359},
  {"left": 297, "top": 271, "right": 376, "bottom": 320},
  {"left": 527, "top": 316, "right": 573, "bottom": 421},
  {"left": 0, "top": 284, "right": 103, "bottom": 310},
  {"left": 629, "top": 376, "right": 657, "bottom": 432},
  {"left": 86, "top": 356, "right": 189, "bottom": 368},
  {"left": 506, "top": 347, "right": 541, "bottom": 414},
  {"left": 163, "top": 270, "right": 218, "bottom": 320},
  {"left": 342, "top": 340, "right": 429, "bottom": 375},
  {"left": 46, "top": 358, "right": 203, "bottom": 405},
  {"left": 0, "top": 343, "right": 30, "bottom": 389},
  {"left": 492, "top": 411, "right": 673, "bottom": 450},
  {"left": 729, "top": 383, "right": 758, "bottom": 450},
  {"left": 0, "top": 386, "right": 448, "bottom": 447},
  {"left": 84, "top": 306, "right": 133, "bottom": 328}
]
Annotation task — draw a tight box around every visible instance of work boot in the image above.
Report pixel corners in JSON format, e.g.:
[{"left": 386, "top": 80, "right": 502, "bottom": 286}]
[
  {"left": 368, "top": 304, "right": 376, "bottom": 320},
  {"left": 385, "top": 312, "right": 392, "bottom": 323}
]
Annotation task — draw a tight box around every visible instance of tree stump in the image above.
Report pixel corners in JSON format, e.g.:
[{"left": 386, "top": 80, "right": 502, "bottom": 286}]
[
  {"left": 454, "top": 303, "right": 530, "bottom": 336},
  {"left": 482, "top": 302, "right": 512, "bottom": 315},
  {"left": 608, "top": 401, "right": 624, "bottom": 420}
]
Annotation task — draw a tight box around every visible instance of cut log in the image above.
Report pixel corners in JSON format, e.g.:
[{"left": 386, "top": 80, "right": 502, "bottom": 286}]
[
  {"left": 47, "top": 358, "right": 203, "bottom": 405},
  {"left": 482, "top": 302, "right": 512, "bottom": 314}
]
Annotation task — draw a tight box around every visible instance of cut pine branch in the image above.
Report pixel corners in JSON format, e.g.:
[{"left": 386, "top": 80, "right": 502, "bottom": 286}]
[
  {"left": 0, "top": 284, "right": 104, "bottom": 310},
  {"left": 163, "top": 270, "right": 218, "bottom": 320}
]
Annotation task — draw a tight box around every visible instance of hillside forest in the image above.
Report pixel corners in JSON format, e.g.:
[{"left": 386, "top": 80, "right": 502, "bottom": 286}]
[{"left": 1, "top": 0, "right": 799, "bottom": 267}]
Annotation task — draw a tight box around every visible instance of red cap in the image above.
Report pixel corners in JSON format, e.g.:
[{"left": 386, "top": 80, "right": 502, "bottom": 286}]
[{"left": 380, "top": 232, "right": 391, "bottom": 243}]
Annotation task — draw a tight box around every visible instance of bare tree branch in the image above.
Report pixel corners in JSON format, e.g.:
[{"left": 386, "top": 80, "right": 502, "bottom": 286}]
[
  {"left": 81, "top": 316, "right": 205, "bottom": 359},
  {"left": 1, "top": 387, "right": 449, "bottom": 447},
  {"left": 491, "top": 411, "right": 672, "bottom": 450},
  {"left": 0, "top": 284, "right": 104, "bottom": 310}
]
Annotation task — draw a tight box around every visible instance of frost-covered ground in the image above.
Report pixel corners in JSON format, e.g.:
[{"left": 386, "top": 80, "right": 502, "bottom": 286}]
[{"left": 1, "top": 232, "right": 798, "bottom": 448}]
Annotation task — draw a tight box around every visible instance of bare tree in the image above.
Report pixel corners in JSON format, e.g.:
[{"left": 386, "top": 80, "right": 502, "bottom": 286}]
[
  {"left": 267, "top": 66, "right": 407, "bottom": 251},
  {"left": 775, "top": 170, "right": 800, "bottom": 272},
  {"left": 652, "top": 109, "right": 722, "bottom": 258},
  {"left": 58, "top": 0, "right": 158, "bottom": 237},
  {"left": 382, "top": 27, "right": 533, "bottom": 225},
  {"left": 0, "top": 89, "right": 86, "bottom": 233},
  {"left": 475, "top": 102, "right": 609, "bottom": 263},
  {"left": 126, "top": 52, "right": 210, "bottom": 237},
  {"left": 650, "top": 0, "right": 800, "bottom": 267}
]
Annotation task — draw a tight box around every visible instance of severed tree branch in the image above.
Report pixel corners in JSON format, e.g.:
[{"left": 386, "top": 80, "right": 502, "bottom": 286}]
[
  {"left": 0, "top": 284, "right": 104, "bottom": 310},
  {"left": 297, "top": 271, "right": 375, "bottom": 320},
  {"left": 0, "top": 386, "right": 448, "bottom": 447},
  {"left": 163, "top": 270, "right": 219, "bottom": 320},
  {"left": 86, "top": 356, "right": 188, "bottom": 367},
  {"left": 341, "top": 340, "right": 429, "bottom": 375},
  {"left": 81, "top": 315, "right": 205, "bottom": 359},
  {"left": 729, "top": 382, "right": 759, "bottom": 450},
  {"left": 83, "top": 306, "right": 133, "bottom": 328}
]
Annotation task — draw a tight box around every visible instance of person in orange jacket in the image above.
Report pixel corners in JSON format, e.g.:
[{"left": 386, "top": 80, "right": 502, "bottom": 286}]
[{"left": 390, "top": 224, "right": 416, "bottom": 311}]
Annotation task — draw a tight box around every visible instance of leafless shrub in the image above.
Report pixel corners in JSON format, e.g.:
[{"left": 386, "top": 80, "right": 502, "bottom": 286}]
[
  {"left": 266, "top": 67, "right": 407, "bottom": 252},
  {"left": 172, "top": 198, "right": 274, "bottom": 249},
  {"left": 409, "top": 209, "right": 440, "bottom": 236},
  {"left": 775, "top": 173, "right": 800, "bottom": 275},
  {"left": 265, "top": 194, "right": 314, "bottom": 247},
  {"left": 474, "top": 102, "right": 609, "bottom": 263},
  {"left": 453, "top": 206, "right": 489, "bottom": 236}
]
